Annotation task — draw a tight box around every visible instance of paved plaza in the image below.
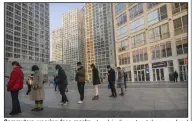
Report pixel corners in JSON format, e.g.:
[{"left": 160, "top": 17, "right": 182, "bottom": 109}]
[{"left": 4, "top": 82, "right": 188, "bottom": 118}]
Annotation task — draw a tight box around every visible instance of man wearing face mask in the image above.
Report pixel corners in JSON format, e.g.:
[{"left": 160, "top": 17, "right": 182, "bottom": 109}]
[
  {"left": 107, "top": 65, "right": 117, "bottom": 98},
  {"left": 75, "top": 62, "right": 85, "bottom": 104}
]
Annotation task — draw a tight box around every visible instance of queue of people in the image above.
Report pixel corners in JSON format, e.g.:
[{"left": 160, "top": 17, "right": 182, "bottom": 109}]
[{"left": 7, "top": 60, "right": 181, "bottom": 116}]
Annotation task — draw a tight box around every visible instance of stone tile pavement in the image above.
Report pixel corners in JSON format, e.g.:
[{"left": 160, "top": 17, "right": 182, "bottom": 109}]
[{"left": 4, "top": 82, "right": 188, "bottom": 118}]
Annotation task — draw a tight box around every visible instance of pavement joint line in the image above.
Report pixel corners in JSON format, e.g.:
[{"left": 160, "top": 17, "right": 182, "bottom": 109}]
[{"left": 164, "top": 88, "right": 179, "bottom": 110}]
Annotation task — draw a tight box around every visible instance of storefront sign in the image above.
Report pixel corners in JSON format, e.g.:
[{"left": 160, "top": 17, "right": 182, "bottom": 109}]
[
  {"left": 152, "top": 61, "right": 167, "bottom": 68},
  {"left": 184, "top": 58, "right": 188, "bottom": 64}
]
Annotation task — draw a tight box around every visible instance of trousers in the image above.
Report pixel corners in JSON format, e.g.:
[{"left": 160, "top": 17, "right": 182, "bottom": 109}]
[
  {"left": 11, "top": 90, "right": 21, "bottom": 114},
  {"left": 77, "top": 82, "right": 85, "bottom": 101}
]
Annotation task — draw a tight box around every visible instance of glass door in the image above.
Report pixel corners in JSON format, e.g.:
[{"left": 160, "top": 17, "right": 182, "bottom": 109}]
[
  {"left": 160, "top": 68, "right": 165, "bottom": 81},
  {"left": 156, "top": 69, "right": 160, "bottom": 81}
]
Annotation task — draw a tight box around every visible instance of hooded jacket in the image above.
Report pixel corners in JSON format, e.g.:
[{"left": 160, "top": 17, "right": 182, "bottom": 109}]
[{"left": 55, "top": 65, "right": 68, "bottom": 85}]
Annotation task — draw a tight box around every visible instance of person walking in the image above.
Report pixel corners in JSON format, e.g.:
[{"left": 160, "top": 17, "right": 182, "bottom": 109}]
[
  {"left": 30, "top": 65, "right": 45, "bottom": 111},
  {"left": 173, "top": 70, "right": 178, "bottom": 83},
  {"left": 75, "top": 62, "right": 85, "bottom": 104},
  {"left": 117, "top": 67, "right": 124, "bottom": 96},
  {"left": 107, "top": 65, "right": 117, "bottom": 98},
  {"left": 55, "top": 65, "right": 68, "bottom": 106},
  {"left": 7, "top": 61, "right": 24, "bottom": 116},
  {"left": 90, "top": 64, "right": 100, "bottom": 100}
]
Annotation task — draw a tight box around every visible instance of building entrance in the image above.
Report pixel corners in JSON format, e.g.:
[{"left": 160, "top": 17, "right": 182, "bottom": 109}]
[
  {"left": 179, "top": 65, "right": 188, "bottom": 81},
  {"left": 137, "top": 70, "right": 145, "bottom": 81},
  {"left": 178, "top": 58, "right": 188, "bottom": 81},
  {"left": 153, "top": 68, "right": 165, "bottom": 81}
]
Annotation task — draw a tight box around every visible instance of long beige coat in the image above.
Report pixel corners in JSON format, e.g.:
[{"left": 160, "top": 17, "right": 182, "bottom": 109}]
[{"left": 30, "top": 71, "right": 45, "bottom": 101}]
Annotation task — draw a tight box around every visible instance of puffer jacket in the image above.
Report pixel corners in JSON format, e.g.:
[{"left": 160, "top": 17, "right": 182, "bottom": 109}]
[
  {"left": 8, "top": 67, "right": 24, "bottom": 91},
  {"left": 76, "top": 66, "right": 85, "bottom": 83}
]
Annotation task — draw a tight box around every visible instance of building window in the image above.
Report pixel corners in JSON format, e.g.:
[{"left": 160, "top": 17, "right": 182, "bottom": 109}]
[
  {"left": 149, "top": 23, "right": 170, "bottom": 42},
  {"left": 119, "top": 52, "right": 130, "bottom": 65},
  {"left": 172, "top": 3, "right": 188, "bottom": 15},
  {"left": 151, "top": 42, "right": 172, "bottom": 60},
  {"left": 115, "top": 3, "right": 126, "bottom": 16},
  {"left": 116, "top": 25, "right": 128, "bottom": 40},
  {"left": 176, "top": 37, "right": 188, "bottom": 55},
  {"left": 116, "top": 12, "right": 127, "bottom": 27},
  {"left": 132, "top": 47, "right": 147, "bottom": 63},
  {"left": 118, "top": 38, "right": 128, "bottom": 52},
  {"left": 173, "top": 15, "right": 188, "bottom": 36},
  {"left": 130, "top": 17, "right": 144, "bottom": 33},
  {"left": 148, "top": 5, "right": 167, "bottom": 25},
  {"left": 6, "top": 46, "right": 13, "bottom": 52},
  {"left": 129, "top": 3, "right": 143, "bottom": 19},
  {"left": 6, "top": 52, "right": 13, "bottom": 57},
  {"left": 147, "top": 3, "right": 159, "bottom": 9},
  {"left": 132, "top": 32, "right": 146, "bottom": 48}
]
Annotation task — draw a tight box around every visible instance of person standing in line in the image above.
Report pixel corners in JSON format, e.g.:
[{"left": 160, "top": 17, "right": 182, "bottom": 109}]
[
  {"left": 107, "top": 65, "right": 117, "bottom": 98},
  {"left": 7, "top": 61, "right": 24, "bottom": 116},
  {"left": 30, "top": 65, "right": 45, "bottom": 111},
  {"left": 55, "top": 65, "right": 68, "bottom": 106},
  {"left": 90, "top": 64, "right": 100, "bottom": 100},
  {"left": 174, "top": 70, "right": 178, "bottom": 83},
  {"left": 117, "top": 67, "right": 124, "bottom": 96},
  {"left": 75, "top": 62, "right": 85, "bottom": 104},
  {"left": 123, "top": 70, "right": 128, "bottom": 91}
]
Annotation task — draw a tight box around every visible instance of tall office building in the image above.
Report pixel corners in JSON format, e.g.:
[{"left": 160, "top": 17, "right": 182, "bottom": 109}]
[
  {"left": 62, "top": 8, "right": 85, "bottom": 72},
  {"left": 52, "top": 27, "right": 63, "bottom": 63},
  {"left": 5, "top": 3, "right": 50, "bottom": 62},
  {"left": 113, "top": 3, "right": 188, "bottom": 82},
  {"left": 85, "top": 3, "right": 116, "bottom": 81}
]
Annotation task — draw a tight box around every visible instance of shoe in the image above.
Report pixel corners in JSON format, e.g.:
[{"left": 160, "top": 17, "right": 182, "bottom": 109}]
[
  {"left": 8, "top": 112, "right": 18, "bottom": 116},
  {"left": 92, "top": 96, "right": 97, "bottom": 100},
  {"left": 59, "top": 102, "right": 64, "bottom": 105},
  {"left": 36, "top": 108, "right": 44, "bottom": 111},
  {"left": 96, "top": 95, "right": 99, "bottom": 99},
  {"left": 63, "top": 101, "right": 68, "bottom": 106},
  {"left": 113, "top": 95, "right": 117, "bottom": 98},
  {"left": 31, "top": 108, "right": 38, "bottom": 111},
  {"left": 119, "top": 93, "right": 124, "bottom": 96},
  {"left": 77, "top": 101, "right": 83, "bottom": 104},
  {"left": 109, "top": 95, "right": 114, "bottom": 97}
]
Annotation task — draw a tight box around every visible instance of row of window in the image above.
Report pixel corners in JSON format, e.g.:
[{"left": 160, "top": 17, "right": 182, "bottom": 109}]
[
  {"left": 118, "top": 40, "right": 188, "bottom": 65},
  {"left": 151, "top": 42, "right": 172, "bottom": 60},
  {"left": 116, "top": 14, "right": 187, "bottom": 40}
]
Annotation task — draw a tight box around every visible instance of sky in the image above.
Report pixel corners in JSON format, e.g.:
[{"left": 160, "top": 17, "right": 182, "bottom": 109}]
[{"left": 49, "top": 3, "right": 84, "bottom": 60}]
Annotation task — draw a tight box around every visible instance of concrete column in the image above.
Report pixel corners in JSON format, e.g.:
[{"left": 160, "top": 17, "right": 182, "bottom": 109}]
[
  {"left": 131, "top": 65, "right": 135, "bottom": 82},
  {"left": 164, "top": 67, "right": 169, "bottom": 81},
  {"left": 149, "top": 62, "right": 153, "bottom": 82}
]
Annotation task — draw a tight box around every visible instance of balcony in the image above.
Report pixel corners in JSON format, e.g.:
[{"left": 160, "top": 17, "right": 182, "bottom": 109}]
[
  {"left": 172, "top": 4, "right": 188, "bottom": 15},
  {"left": 118, "top": 46, "right": 126, "bottom": 52}
]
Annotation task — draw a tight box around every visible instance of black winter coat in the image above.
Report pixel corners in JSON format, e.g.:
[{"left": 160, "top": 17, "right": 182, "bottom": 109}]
[
  {"left": 92, "top": 67, "right": 100, "bottom": 85},
  {"left": 108, "top": 68, "right": 116, "bottom": 82},
  {"left": 55, "top": 68, "right": 68, "bottom": 85}
]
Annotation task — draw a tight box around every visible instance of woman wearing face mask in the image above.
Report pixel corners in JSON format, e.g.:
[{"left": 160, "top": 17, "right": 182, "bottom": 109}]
[
  {"left": 7, "top": 61, "right": 24, "bottom": 116},
  {"left": 30, "top": 65, "right": 45, "bottom": 111}
]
